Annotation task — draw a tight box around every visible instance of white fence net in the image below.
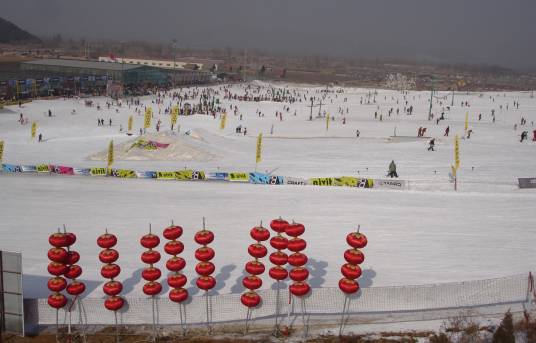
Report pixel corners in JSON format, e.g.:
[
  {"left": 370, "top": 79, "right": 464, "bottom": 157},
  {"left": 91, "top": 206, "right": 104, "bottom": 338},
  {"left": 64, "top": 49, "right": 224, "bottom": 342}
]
[{"left": 26, "top": 274, "right": 534, "bottom": 327}]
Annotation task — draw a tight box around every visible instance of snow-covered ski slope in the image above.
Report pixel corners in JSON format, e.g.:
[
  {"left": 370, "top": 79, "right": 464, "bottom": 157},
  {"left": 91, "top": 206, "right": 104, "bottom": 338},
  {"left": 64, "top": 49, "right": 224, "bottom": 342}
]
[{"left": 0, "top": 82, "right": 535, "bottom": 298}]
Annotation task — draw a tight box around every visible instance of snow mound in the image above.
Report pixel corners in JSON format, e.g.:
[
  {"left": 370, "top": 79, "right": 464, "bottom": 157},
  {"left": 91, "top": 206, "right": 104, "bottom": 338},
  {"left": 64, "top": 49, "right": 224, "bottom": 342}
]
[{"left": 88, "top": 131, "right": 217, "bottom": 162}]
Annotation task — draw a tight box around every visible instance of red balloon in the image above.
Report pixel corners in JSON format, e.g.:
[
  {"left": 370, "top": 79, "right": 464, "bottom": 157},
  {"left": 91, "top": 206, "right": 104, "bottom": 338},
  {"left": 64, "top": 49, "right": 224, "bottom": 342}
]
[
  {"left": 48, "top": 248, "right": 68, "bottom": 263},
  {"left": 140, "top": 234, "right": 160, "bottom": 249},
  {"left": 194, "top": 247, "right": 215, "bottom": 262},
  {"left": 143, "top": 281, "right": 162, "bottom": 296},
  {"left": 48, "top": 262, "right": 68, "bottom": 276},
  {"left": 167, "top": 273, "right": 187, "bottom": 288},
  {"left": 142, "top": 267, "right": 161, "bottom": 281},
  {"left": 48, "top": 293, "right": 67, "bottom": 309},
  {"left": 97, "top": 233, "right": 117, "bottom": 249},
  {"left": 241, "top": 291, "right": 261, "bottom": 308},
  {"left": 66, "top": 281, "right": 86, "bottom": 295},
  {"left": 269, "top": 251, "right": 288, "bottom": 266},
  {"left": 103, "top": 281, "right": 123, "bottom": 296},
  {"left": 344, "top": 249, "right": 364, "bottom": 265},
  {"left": 166, "top": 257, "right": 186, "bottom": 272},
  {"left": 270, "top": 235, "right": 288, "bottom": 250},
  {"left": 346, "top": 232, "right": 367, "bottom": 249},
  {"left": 101, "top": 264, "right": 121, "bottom": 279},
  {"left": 99, "top": 249, "right": 119, "bottom": 264},
  {"left": 287, "top": 238, "right": 307, "bottom": 252},
  {"left": 250, "top": 226, "right": 270, "bottom": 242},
  {"left": 104, "top": 296, "right": 124, "bottom": 311},
  {"left": 47, "top": 277, "right": 67, "bottom": 292},
  {"left": 164, "top": 241, "right": 184, "bottom": 255},
  {"left": 169, "top": 288, "right": 188, "bottom": 303},
  {"left": 245, "top": 260, "right": 265, "bottom": 275},
  {"left": 248, "top": 243, "right": 267, "bottom": 259},
  {"left": 270, "top": 218, "right": 289, "bottom": 233},
  {"left": 289, "top": 282, "right": 310, "bottom": 297},
  {"left": 49, "top": 233, "right": 69, "bottom": 248},
  {"left": 196, "top": 276, "right": 216, "bottom": 290},
  {"left": 341, "top": 263, "right": 362, "bottom": 279},
  {"left": 288, "top": 253, "right": 308, "bottom": 267},
  {"left": 285, "top": 223, "right": 305, "bottom": 237},
  {"left": 289, "top": 267, "right": 309, "bottom": 282},
  {"left": 65, "top": 232, "right": 77, "bottom": 246},
  {"left": 141, "top": 250, "right": 161, "bottom": 264},
  {"left": 269, "top": 266, "right": 288, "bottom": 280},
  {"left": 66, "top": 251, "right": 80, "bottom": 265},
  {"left": 195, "top": 262, "right": 215, "bottom": 276},
  {"left": 65, "top": 265, "right": 82, "bottom": 279},
  {"left": 242, "top": 275, "right": 262, "bottom": 290},
  {"left": 194, "top": 230, "right": 214, "bottom": 245},
  {"left": 163, "top": 225, "right": 183, "bottom": 240},
  {"left": 338, "top": 278, "right": 360, "bottom": 294}
]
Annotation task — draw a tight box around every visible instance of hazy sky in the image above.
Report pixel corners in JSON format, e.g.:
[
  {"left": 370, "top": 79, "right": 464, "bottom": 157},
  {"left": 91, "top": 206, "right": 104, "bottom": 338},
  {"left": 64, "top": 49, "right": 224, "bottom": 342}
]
[{"left": 2, "top": 0, "right": 535, "bottom": 70}]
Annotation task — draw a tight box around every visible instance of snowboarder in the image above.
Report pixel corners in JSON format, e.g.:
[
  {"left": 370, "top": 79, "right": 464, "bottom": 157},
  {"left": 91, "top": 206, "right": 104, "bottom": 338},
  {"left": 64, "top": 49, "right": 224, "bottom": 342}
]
[
  {"left": 48, "top": 109, "right": 52, "bottom": 117},
  {"left": 428, "top": 138, "right": 435, "bottom": 151},
  {"left": 520, "top": 131, "right": 528, "bottom": 142},
  {"left": 356, "top": 129, "right": 360, "bottom": 138},
  {"left": 444, "top": 126, "right": 450, "bottom": 137},
  {"left": 387, "top": 160, "right": 398, "bottom": 178},
  {"left": 38, "top": 133, "right": 42, "bottom": 142}
]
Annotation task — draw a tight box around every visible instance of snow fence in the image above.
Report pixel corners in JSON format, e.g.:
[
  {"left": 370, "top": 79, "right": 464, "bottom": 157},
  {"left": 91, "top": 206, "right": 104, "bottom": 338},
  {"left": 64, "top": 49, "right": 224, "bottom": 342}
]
[{"left": 25, "top": 273, "right": 534, "bottom": 327}]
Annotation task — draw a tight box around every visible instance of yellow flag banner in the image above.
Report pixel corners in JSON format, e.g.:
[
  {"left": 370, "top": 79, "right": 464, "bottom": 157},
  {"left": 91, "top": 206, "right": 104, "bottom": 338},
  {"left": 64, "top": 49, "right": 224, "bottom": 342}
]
[
  {"left": 171, "top": 106, "right": 179, "bottom": 126},
  {"left": 31, "top": 122, "right": 37, "bottom": 139},
  {"left": 220, "top": 113, "right": 227, "bottom": 130},
  {"left": 128, "top": 115, "right": 133, "bottom": 132},
  {"left": 464, "top": 112, "right": 469, "bottom": 131},
  {"left": 0, "top": 140, "right": 4, "bottom": 163},
  {"left": 107, "top": 140, "right": 114, "bottom": 168},
  {"left": 256, "top": 133, "right": 262, "bottom": 164},
  {"left": 144, "top": 108, "right": 152, "bottom": 129},
  {"left": 326, "top": 113, "right": 330, "bottom": 131}
]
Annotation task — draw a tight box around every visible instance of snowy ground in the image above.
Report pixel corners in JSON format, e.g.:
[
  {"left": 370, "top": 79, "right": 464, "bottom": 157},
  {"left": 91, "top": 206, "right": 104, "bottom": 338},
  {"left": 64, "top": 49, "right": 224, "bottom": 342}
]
[{"left": 0, "top": 82, "right": 535, "bottom": 299}]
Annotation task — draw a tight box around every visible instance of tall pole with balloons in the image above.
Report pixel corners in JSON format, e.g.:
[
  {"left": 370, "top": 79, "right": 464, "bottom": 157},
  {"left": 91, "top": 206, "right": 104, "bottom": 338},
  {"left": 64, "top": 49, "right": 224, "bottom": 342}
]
[
  {"left": 194, "top": 217, "right": 216, "bottom": 334},
  {"left": 140, "top": 225, "right": 162, "bottom": 342},
  {"left": 62, "top": 226, "right": 85, "bottom": 339},
  {"left": 47, "top": 230, "right": 70, "bottom": 341},
  {"left": 241, "top": 221, "right": 270, "bottom": 333},
  {"left": 98, "top": 230, "right": 124, "bottom": 343},
  {"left": 163, "top": 221, "right": 188, "bottom": 335},
  {"left": 268, "top": 217, "right": 289, "bottom": 335},
  {"left": 286, "top": 221, "right": 310, "bottom": 336},
  {"left": 338, "top": 225, "right": 367, "bottom": 336}
]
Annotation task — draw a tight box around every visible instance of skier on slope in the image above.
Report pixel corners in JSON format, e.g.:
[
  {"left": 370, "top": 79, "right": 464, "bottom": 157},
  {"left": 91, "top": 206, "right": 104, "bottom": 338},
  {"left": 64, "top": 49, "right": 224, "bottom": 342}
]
[
  {"left": 387, "top": 160, "right": 398, "bottom": 178},
  {"left": 444, "top": 126, "right": 450, "bottom": 137},
  {"left": 428, "top": 138, "right": 435, "bottom": 151}
]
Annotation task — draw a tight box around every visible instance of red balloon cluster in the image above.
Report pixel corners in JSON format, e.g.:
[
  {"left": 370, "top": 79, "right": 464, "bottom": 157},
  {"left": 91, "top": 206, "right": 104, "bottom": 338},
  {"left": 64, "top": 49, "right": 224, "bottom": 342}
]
[
  {"left": 285, "top": 222, "right": 310, "bottom": 297},
  {"left": 241, "top": 223, "right": 270, "bottom": 308},
  {"left": 140, "top": 230, "right": 162, "bottom": 296},
  {"left": 98, "top": 231, "right": 124, "bottom": 311},
  {"left": 338, "top": 229, "right": 367, "bottom": 294},
  {"left": 194, "top": 223, "right": 216, "bottom": 291},
  {"left": 47, "top": 230, "right": 84, "bottom": 309},
  {"left": 268, "top": 218, "right": 289, "bottom": 282},
  {"left": 163, "top": 224, "right": 188, "bottom": 303}
]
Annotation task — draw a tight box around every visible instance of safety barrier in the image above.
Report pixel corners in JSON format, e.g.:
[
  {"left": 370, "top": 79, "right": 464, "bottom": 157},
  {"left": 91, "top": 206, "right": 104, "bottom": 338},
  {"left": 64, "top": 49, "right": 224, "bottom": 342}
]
[
  {"left": 25, "top": 273, "right": 534, "bottom": 327},
  {"left": 1, "top": 163, "right": 404, "bottom": 190}
]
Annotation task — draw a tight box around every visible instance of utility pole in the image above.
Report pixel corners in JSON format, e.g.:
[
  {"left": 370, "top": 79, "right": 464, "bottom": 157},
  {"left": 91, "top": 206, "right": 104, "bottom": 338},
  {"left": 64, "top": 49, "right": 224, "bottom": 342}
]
[
  {"left": 428, "top": 76, "right": 435, "bottom": 121},
  {"left": 172, "top": 39, "right": 177, "bottom": 89},
  {"left": 308, "top": 97, "right": 314, "bottom": 121}
]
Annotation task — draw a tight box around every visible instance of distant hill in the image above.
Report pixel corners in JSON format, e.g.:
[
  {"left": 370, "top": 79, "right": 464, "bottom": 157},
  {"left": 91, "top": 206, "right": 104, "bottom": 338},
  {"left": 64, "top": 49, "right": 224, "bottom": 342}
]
[{"left": 0, "top": 17, "right": 40, "bottom": 44}]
